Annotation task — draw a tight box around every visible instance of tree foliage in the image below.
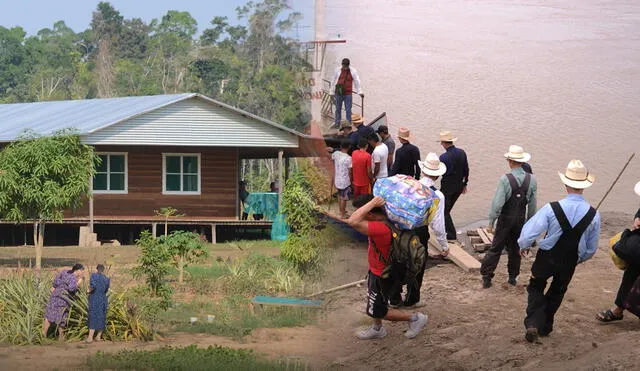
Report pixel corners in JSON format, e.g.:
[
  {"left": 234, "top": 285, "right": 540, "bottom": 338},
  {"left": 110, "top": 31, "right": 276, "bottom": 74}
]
[
  {"left": 0, "top": 0, "right": 310, "bottom": 130},
  {"left": 133, "top": 231, "right": 173, "bottom": 308},
  {"left": 162, "top": 230, "right": 208, "bottom": 284},
  {"left": 0, "top": 130, "right": 96, "bottom": 268}
]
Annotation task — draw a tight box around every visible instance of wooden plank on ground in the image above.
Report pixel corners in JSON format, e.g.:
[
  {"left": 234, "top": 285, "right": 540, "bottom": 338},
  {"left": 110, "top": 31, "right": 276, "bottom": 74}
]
[
  {"left": 477, "top": 228, "right": 491, "bottom": 244},
  {"left": 252, "top": 296, "right": 323, "bottom": 308},
  {"left": 429, "top": 240, "right": 481, "bottom": 272}
]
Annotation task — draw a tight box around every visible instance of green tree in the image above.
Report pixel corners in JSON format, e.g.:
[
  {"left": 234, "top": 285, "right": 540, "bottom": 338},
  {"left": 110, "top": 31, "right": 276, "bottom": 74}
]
[
  {"left": 91, "top": 2, "right": 124, "bottom": 98},
  {"left": 0, "top": 26, "right": 32, "bottom": 102},
  {"left": 0, "top": 130, "right": 97, "bottom": 269},
  {"left": 133, "top": 231, "right": 173, "bottom": 307},
  {"left": 162, "top": 230, "right": 208, "bottom": 284}
]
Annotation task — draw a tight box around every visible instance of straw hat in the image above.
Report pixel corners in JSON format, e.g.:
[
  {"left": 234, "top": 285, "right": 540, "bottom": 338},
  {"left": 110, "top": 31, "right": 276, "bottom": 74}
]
[
  {"left": 351, "top": 113, "right": 364, "bottom": 125},
  {"left": 397, "top": 127, "right": 412, "bottom": 142},
  {"left": 635, "top": 181, "right": 640, "bottom": 196},
  {"left": 419, "top": 152, "right": 447, "bottom": 177},
  {"left": 558, "top": 160, "right": 595, "bottom": 189},
  {"left": 438, "top": 130, "right": 458, "bottom": 143},
  {"left": 504, "top": 145, "right": 531, "bottom": 163}
]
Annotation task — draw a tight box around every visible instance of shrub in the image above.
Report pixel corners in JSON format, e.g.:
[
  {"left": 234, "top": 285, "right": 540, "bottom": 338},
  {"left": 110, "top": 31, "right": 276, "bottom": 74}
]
[
  {"left": 162, "top": 230, "right": 209, "bottom": 284},
  {"left": 132, "top": 231, "right": 173, "bottom": 308}
]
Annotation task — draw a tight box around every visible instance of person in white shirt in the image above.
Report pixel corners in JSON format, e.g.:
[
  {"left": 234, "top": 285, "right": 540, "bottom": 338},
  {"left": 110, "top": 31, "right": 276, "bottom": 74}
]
[
  {"left": 329, "top": 58, "right": 364, "bottom": 128},
  {"left": 367, "top": 133, "right": 388, "bottom": 182},
  {"left": 391, "top": 152, "right": 449, "bottom": 308},
  {"left": 331, "top": 141, "right": 353, "bottom": 219}
]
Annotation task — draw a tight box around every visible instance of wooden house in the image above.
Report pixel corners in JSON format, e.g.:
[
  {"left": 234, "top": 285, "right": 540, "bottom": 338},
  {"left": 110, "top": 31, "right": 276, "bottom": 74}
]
[{"left": 0, "top": 93, "right": 324, "bottom": 245}]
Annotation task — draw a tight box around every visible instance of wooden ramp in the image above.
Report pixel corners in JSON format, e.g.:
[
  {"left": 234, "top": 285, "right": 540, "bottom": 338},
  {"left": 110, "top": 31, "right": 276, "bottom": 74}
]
[{"left": 429, "top": 240, "right": 481, "bottom": 273}]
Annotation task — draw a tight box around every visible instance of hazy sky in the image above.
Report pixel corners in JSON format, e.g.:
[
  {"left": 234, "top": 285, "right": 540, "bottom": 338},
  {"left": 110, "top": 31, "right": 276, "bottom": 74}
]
[{"left": 0, "top": 0, "right": 314, "bottom": 39}]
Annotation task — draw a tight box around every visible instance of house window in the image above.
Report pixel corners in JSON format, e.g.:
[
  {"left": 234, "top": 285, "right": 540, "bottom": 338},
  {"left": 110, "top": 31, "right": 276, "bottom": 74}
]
[
  {"left": 163, "top": 153, "right": 201, "bottom": 194},
  {"left": 93, "top": 153, "right": 127, "bottom": 193}
]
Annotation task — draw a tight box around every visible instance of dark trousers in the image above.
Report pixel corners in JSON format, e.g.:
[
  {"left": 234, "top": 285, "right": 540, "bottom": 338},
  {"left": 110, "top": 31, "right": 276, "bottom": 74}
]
[
  {"left": 524, "top": 251, "right": 577, "bottom": 335},
  {"left": 389, "top": 226, "right": 430, "bottom": 306},
  {"left": 615, "top": 265, "right": 640, "bottom": 308},
  {"left": 480, "top": 217, "right": 524, "bottom": 280},
  {"left": 442, "top": 188, "right": 463, "bottom": 240}
]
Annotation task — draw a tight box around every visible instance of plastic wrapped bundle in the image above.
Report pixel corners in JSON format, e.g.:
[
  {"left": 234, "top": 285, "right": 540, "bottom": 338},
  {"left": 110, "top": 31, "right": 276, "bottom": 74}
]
[{"left": 373, "top": 175, "right": 438, "bottom": 230}]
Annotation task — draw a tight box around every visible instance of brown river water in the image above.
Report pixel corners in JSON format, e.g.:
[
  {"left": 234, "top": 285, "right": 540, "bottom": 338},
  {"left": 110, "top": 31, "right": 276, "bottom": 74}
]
[{"left": 322, "top": 0, "right": 640, "bottom": 227}]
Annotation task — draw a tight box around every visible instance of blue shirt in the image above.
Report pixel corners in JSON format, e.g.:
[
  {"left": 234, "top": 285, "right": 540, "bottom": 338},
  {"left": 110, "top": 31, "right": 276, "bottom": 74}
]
[{"left": 518, "top": 194, "right": 600, "bottom": 264}]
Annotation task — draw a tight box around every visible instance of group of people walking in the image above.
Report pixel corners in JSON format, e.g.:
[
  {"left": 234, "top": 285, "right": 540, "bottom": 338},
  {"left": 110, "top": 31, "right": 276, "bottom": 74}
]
[
  {"left": 43, "top": 264, "right": 110, "bottom": 343},
  {"left": 334, "top": 122, "right": 639, "bottom": 343}
]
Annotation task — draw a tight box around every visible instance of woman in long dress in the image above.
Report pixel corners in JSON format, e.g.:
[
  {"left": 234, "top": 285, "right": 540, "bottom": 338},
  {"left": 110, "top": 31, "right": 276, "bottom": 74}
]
[
  {"left": 86, "top": 264, "right": 110, "bottom": 343},
  {"left": 43, "top": 263, "right": 85, "bottom": 340}
]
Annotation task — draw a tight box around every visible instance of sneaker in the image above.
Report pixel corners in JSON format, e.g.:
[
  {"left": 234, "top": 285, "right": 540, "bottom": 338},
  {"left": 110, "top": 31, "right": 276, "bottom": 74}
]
[
  {"left": 405, "top": 313, "right": 428, "bottom": 339},
  {"left": 508, "top": 277, "right": 517, "bottom": 286},
  {"left": 356, "top": 325, "right": 388, "bottom": 340},
  {"left": 482, "top": 279, "right": 492, "bottom": 289},
  {"left": 525, "top": 328, "right": 538, "bottom": 343}
]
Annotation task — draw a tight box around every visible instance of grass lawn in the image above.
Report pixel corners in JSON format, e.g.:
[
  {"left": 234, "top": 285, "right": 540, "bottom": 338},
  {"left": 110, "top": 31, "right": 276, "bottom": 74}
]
[{"left": 87, "top": 345, "right": 308, "bottom": 370}]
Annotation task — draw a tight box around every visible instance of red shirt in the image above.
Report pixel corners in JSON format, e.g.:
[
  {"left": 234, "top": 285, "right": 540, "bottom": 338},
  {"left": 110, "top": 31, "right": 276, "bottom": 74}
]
[
  {"left": 368, "top": 221, "right": 392, "bottom": 276},
  {"left": 351, "top": 149, "right": 371, "bottom": 186}
]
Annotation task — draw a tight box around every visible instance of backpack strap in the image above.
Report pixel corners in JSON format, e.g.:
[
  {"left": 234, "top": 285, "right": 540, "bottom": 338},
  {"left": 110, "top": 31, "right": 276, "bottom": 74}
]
[
  {"left": 429, "top": 185, "right": 437, "bottom": 192},
  {"left": 505, "top": 173, "right": 519, "bottom": 194},
  {"left": 521, "top": 173, "right": 531, "bottom": 195},
  {"left": 573, "top": 207, "right": 597, "bottom": 237},
  {"left": 370, "top": 222, "right": 392, "bottom": 265},
  {"left": 550, "top": 202, "right": 572, "bottom": 232}
]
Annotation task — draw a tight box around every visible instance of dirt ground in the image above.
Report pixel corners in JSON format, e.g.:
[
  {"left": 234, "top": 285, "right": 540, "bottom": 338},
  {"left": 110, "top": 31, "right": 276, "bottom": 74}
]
[{"left": 1, "top": 211, "right": 640, "bottom": 370}]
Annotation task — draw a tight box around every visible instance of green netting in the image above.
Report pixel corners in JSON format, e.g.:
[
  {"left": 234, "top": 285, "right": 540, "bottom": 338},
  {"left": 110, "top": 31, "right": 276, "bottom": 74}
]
[{"left": 270, "top": 213, "right": 289, "bottom": 241}]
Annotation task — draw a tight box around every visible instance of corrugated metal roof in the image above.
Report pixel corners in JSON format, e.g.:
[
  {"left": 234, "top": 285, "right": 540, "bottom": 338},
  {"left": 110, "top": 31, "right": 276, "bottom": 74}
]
[
  {"left": 0, "top": 93, "right": 310, "bottom": 143},
  {"left": 0, "top": 94, "right": 194, "bottom": 141},
  {"left": 83, "top": 98, "right": 299, "bottom": 148}
]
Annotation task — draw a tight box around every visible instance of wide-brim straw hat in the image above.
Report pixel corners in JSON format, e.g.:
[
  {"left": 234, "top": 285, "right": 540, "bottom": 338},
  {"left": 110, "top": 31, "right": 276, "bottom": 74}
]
[
  {"left": 635, "top": 181, "right": 640, "bottom": 196},
  {"left": 504, "top": 145, "right": 531, "bottom": 163},
  {"left": 438, "top": 130, "right": 458, "bottom": 143},
  {"left": 351, "top": 113, "right": 364, "bottom": 124},
  {"left": 398, "top": 127, "right": 412, "bottom": 142},
  {"left": 419, "top": 152, "right": 447, "bottom": 177},
  {"left": 558, "top": 159, "right": 595, "bottom": 189}
]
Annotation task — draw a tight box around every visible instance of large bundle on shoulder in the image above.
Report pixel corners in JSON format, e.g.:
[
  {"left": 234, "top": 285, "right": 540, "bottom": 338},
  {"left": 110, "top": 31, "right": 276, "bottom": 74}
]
[
  {"left": 373, "top": 175, "right": 439, "bottom": 230},
  {"left": 372, "top": 175, "right": 439, "bottom": 284}
]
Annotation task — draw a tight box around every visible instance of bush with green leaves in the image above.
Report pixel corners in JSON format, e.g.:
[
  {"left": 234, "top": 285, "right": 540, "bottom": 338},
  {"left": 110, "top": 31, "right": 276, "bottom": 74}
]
[
  {"left": 162, "top": 230, "right": 208, "bottom": 284},
  {"left": 281, "top": 172, "right": 332, "bottom": 276},
  {"left": 132, "top": 231, "right": 173, "bottom": 308}
]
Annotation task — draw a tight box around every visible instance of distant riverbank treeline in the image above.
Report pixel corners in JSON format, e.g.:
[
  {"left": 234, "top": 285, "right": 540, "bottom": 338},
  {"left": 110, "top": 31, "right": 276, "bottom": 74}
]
[{"left": 0, "top": 0, "right": 311, "bottom": 130}]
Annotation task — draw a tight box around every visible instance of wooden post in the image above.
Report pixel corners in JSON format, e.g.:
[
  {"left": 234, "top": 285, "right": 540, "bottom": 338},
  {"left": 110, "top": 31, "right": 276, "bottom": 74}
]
[
  {"left": 151, "top": 223, "right": 157, "bottom": 238},
  {"left": 236, "top": 148, "right": 240, "bottom": 220},
  {"left": 211, "top": 224, "right": 217, "bottom": 244},
  {"left": 285, "top": 157, "right": 290, "bottom": 183},
  {"left": 89, "top": 176, "right": 94, "bottom": 233},
  {"left": 278, "top": 150, "right": 284, "bottom": 211}
]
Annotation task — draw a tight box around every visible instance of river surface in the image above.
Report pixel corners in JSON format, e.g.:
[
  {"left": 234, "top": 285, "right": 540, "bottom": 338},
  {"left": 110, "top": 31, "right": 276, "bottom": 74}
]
[{"left": 322, "top": 0, "right": 640, "bottom": 227}]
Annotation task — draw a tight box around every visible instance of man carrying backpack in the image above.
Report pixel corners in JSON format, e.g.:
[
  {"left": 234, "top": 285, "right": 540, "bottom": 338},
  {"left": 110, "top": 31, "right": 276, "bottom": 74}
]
[
  {"left": 518, "top": 160, "right": 600, "bottom": 343},
  {"left": 481, "top": 145, "right": 537, "bottom": 289},
  {"left": 347, "top": 194, "right": 428, "bottom": 340},
  {"left": 393, "top": 153, "right": 450, "bottom": 307}
]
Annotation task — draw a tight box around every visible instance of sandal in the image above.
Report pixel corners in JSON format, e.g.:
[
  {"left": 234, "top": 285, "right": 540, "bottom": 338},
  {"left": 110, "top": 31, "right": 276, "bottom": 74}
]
[{"left": 596, "top": 309, "right": 623, "bottom": 323}]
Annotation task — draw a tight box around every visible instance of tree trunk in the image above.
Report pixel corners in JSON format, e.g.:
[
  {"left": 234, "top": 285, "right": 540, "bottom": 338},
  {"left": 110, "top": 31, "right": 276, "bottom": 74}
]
[
  {"left": 35, "top": 221, "right": 44, "bottom": 270},
  {"left": 179, "top": 256, "right": 184, "bottom": 284}
]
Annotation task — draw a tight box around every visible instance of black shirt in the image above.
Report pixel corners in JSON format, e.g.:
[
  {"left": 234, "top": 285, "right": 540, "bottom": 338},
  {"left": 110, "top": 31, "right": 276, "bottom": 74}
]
[
  {"left": 439, "top": 145, "right": 469, "bottom": 193},
  {"left": 390, "top": 143, "right": 421, "bottom": 179}
]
